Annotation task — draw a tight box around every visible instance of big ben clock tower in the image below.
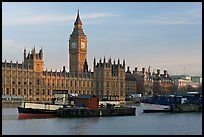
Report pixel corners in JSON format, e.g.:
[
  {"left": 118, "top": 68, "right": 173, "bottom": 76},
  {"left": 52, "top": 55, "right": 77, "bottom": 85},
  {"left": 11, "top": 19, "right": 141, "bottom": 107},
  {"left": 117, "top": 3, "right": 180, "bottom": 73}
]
[{"left": 69, "top": 10, "right": 87, "bottom": 73}]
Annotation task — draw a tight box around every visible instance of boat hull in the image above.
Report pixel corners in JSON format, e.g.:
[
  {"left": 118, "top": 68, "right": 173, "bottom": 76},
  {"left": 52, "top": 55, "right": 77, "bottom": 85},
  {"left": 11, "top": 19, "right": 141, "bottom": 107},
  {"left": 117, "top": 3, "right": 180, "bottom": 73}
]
[
  {"left": 17, "top": 107, "right": 57, "bottom": 118},
  {"left": 140, "top": 103, "right": 171, "bottom": 113}
]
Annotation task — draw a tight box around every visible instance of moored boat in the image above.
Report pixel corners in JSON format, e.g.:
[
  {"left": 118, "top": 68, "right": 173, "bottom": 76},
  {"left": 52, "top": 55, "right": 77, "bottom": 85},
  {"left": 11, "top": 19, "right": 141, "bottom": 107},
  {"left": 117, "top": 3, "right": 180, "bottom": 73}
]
[
  {"left": 17, "top": 102, "right": 64, "bottom": 118},
  {"left": 140, "top": 95, "right": 176, "bottom": 113},
  {"left": 140, "top": 102, "right": 171, "bottom": 113},
  {"left": 140, "top": 92, "right": 202, "bottom": 113},
  {"left": 17, "top": 90, "right": 70, "bottom": 118}
]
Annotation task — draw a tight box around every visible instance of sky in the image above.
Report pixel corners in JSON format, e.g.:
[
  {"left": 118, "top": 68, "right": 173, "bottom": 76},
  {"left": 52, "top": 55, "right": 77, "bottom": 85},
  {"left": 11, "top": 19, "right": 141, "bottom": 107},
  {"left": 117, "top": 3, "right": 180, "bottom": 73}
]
[{"left": 2, "top": 2, "right": 202, "bottom": 76}]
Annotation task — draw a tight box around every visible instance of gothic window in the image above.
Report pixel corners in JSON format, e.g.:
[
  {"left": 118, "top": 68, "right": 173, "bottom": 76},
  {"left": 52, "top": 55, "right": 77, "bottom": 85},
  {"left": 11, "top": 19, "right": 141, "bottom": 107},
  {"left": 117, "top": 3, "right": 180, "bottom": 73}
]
[
  {"left": 12, "top": 88, "right": 15, "bottom": 95},
  {"left": 6, "top": 88, "right": 9, "bottom": 94},
  {"left": 120, "top": 82, "right": 123, "bottom": 88},
  {"left": 42, "top": 89, "right": 45, "bottom": 95},
  {"left": 62, "top": 80, "right": 64, "bottom": 86},
  {"left": 51, "top": 79, "right": 55, "bottom": 86},
  {"left": 57, "top": 79, "right": 60, "bottom": 86},
  {"left": 120, "top": 90, "right": 123, "bottom": 96},
  {"left": 18, "top": 78, "right": 21, "bottom": 85},
  {"left": 24, "top": 89, "right": 26, "bottom": 95},
  {"left": 29, "top": 89, "right": 32, "bottom": 95},
  {"left": 36, "top": 89, "right": 39, "bottom": 95},
  {"left": 37, "top": 79, "right": 40, "bottom": 85},
  {"left": 107, "top": 82, "right": 109, "bottom": 88}
]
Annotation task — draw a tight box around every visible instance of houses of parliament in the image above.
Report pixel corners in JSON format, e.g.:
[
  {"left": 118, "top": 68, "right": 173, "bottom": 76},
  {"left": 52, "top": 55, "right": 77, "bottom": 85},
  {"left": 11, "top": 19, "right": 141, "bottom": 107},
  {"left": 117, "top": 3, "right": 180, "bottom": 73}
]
[{"left": 2, "top": 11, "right": 174, "bottom": 102}]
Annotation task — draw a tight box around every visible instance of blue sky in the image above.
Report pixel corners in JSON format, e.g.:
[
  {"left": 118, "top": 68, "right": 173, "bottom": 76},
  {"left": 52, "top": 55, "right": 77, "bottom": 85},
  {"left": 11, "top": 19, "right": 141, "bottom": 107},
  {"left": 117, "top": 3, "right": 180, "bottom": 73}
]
[{"left": 2, "top": 2, "right": 202, "bottom": 76}]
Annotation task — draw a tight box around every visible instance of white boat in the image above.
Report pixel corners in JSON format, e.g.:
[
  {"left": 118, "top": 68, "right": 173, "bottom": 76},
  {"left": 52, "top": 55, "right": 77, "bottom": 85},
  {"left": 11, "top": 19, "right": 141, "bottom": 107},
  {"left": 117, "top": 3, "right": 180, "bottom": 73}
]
[{"left": 140, "top": 103, "right": 171, "bottom": 113}]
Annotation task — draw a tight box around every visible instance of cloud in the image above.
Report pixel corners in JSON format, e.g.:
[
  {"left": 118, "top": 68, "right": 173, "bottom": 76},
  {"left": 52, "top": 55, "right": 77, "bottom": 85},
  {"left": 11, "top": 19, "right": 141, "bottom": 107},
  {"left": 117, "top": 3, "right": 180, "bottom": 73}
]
[
  {"left": 137, "top": 17, "right": 198, "bottom": 25},
  {"left": 83, "top": 13, "right": 114, "bottom": 19},
  {"left": 131, "top": 8, "right": 201, "bottom": 25},
  {"left": 2, "top": 12, "right": 114, "bottom": 26}
]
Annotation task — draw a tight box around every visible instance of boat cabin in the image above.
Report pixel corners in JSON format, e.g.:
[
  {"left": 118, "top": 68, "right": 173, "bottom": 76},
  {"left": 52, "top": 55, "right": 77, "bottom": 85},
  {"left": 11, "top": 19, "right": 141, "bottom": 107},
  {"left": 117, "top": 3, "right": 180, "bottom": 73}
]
[{"left": 52, "top": 90, "right": 70, "bottom": 105}]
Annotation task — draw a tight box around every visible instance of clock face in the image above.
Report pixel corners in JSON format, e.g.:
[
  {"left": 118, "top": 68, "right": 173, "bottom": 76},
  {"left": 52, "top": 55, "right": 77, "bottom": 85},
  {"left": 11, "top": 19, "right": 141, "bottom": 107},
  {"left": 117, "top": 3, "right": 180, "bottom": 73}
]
[
  {"left": 81, "top": 42, "right": 85, "bottom": 49},
  {"left": 71, "top": 42, "right": 76, "bottom": 49}
]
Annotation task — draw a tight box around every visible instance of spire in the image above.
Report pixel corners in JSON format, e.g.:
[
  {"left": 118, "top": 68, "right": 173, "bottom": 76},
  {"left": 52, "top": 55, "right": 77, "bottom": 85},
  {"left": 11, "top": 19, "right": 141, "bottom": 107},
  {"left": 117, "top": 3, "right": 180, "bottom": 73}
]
[
  {"left": 103, "top": 56, "right": 106, "bottom": 63},
  {"left": 24, "top": 47, "right": 26, "bottom": 60},
  {"left": 93, "top": 57, "right": 96, "bottom": 66},
  {"left": 71, "top": 10, "right": 86, "bottom": 37},
  {"left": 108, "top": 57, "right": 111, "bottom": 64},
  {"left": 83, "top": 58, "right": 88, "bottom": 72},
  {"left": 74, "top": 9, "right": 82, "bottom": 25}
]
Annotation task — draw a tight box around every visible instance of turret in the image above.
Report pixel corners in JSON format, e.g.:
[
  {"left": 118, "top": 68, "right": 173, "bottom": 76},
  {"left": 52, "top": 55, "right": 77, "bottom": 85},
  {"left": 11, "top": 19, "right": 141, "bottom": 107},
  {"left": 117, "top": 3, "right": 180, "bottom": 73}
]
[
  {"left": 24, "top": 48, "right": 26, "bottom": 62},
  {"left": 123, "top": 59, "right": 125, "bottom": 69},
  {"left": 39, "top": 47, "right": 43, "bottom": 59},
  {"left": 83, "top": 59, "right": 88, "bottom": 72},
  {"left": 103, "top": 56, "right": 106, "bottom": 63},
  {"left": 117, "top": 58, "right": 120, "bottom": 68},
  {"left": 164, "top": 70, "right": 167, "bottom": 77},
  {"left": 142, "top": 68, "right": 146, "bottom": 75},
  {"left": 93, "top": 57, "right": 96, "bottom": 67},
  {"left": 32, "top": 46, "right": 36, "bottom": 58},
  {"left": 157, "top": 69, "right": 160, "bottom": 77}
]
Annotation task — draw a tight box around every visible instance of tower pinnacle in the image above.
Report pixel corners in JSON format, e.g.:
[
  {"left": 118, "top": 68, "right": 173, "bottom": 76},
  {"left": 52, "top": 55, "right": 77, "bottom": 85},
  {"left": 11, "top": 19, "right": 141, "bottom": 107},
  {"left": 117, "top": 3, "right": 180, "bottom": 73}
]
[{"left": 74, "top": 9, "right": 82, "bottom": 25}]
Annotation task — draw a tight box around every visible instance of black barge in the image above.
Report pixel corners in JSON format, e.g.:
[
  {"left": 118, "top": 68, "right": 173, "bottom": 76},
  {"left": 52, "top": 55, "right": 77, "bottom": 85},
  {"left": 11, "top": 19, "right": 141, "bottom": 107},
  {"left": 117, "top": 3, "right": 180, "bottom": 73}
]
[{"left": 56, "top": 107, "right": 136, "bottom": 118}]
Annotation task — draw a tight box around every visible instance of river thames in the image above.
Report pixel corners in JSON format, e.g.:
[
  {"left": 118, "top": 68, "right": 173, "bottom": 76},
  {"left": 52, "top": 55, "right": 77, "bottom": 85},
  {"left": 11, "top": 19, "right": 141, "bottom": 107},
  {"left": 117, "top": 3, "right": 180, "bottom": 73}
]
[{"left": 2, "top": 105, "right": 202, "bottom": 135}]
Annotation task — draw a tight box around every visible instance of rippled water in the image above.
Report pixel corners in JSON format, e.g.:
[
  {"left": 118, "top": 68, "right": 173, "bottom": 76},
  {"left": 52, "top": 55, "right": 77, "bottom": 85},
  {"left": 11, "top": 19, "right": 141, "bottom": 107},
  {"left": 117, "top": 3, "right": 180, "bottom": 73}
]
[{"left": 2, "top": 105, "right": 202, "bottom": 135}]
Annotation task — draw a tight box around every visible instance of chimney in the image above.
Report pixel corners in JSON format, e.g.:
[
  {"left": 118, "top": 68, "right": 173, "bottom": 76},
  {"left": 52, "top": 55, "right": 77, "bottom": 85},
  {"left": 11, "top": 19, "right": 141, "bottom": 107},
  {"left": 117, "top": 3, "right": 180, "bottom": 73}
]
[
  {"left": 142, "top": 68, "right": 146, "bottom": 74},
  {"left": 127, "top": 66, "right": 131, "bottom": 73},
  {"left": 63, "top": 66, "right": 66, "bottom": 72},
  {"left": 135, "top": 67, "right": 138, "bottom": 74},
  {"left": 157, "top": 69, "right": 160, "bottom": 76},
  {"left": 164, "top": 70, "right": 167, "bottom": 77}
]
